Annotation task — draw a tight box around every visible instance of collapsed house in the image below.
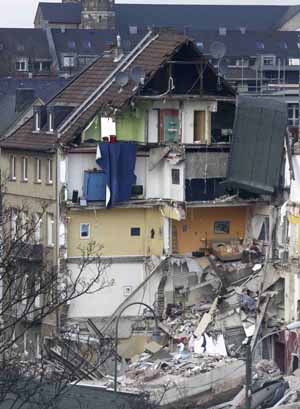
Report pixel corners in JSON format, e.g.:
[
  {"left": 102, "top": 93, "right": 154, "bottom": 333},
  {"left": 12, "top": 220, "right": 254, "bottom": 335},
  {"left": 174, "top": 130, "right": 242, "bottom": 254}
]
[{"left": 0, "top": 28, "right": 297, "bottom": 406}]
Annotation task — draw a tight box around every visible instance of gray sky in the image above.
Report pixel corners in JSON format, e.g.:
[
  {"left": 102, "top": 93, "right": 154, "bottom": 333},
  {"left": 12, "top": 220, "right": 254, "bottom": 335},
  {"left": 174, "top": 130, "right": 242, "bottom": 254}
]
[{"left": 2, "top": 0, "right": 300, "bottom": 28}]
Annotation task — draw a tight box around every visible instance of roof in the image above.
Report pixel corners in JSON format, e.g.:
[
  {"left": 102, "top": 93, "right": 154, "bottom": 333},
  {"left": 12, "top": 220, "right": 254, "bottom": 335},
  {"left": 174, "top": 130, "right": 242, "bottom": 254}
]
[
  {"left": 189, "top": 30, "right": 300, "bottom": 59},
  {"left": 51, "top": 28, "right": 116, "bottom": 56},
  {"left": 35, "top": 2, "right": 294, "bottom": 32},
  {"left": 1, "top": 31, "right": 233, "bottom": 151},
  {"left": 0, "top": 78, "right": 68, "bottom": 148},
  {"left": 38, "top": 2, "right": 81, "bottom": 25},
  {"left": 115, "top": 4, "right": 290, "bottom": 33},
  {"left": 0, "top": 28, "right": 51, "bottom": 59}
]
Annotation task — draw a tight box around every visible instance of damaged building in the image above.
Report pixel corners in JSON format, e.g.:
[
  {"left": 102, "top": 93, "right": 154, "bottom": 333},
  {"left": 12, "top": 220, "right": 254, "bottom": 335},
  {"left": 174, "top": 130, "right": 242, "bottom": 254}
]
[{"left": 1, "top": 28, "right": 299, "bottom": 407}]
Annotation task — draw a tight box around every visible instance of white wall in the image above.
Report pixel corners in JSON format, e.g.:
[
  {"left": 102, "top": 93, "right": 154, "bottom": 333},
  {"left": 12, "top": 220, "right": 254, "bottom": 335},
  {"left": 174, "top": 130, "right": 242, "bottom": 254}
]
[
  {"left": 67, "top": 260, "right": 161, "bottom": 318},
  {"left": 146, "top": 158, "right": 185, "bottom": 201},
  {"left": 182, "top": 100, "right": 217, "bottom": 144},
  {"left": 67, "top": 152, "right": 98, "bottom": 200},
  {"left": 290, "top": 156, "right": 300, "bottom": 203}
]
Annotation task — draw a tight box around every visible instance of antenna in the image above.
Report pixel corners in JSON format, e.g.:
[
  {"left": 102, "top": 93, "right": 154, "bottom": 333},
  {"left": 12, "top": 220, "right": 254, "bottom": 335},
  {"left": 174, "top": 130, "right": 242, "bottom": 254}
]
[
  {"left": 115, "top": 72, "right": 129, "bottom": 88},
  {"left": 130, "top": 66, "right": 146, "bottom": 84},
  {"left": 209, "top": 41, "right": 226, "bottom": 59}
]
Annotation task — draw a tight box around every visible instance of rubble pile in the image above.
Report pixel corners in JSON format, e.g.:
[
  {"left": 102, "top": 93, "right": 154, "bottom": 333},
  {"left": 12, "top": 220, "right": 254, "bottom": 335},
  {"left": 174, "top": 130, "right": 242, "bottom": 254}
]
[{"left": 121, "top": 350, "right": 237, "bottom": 386}]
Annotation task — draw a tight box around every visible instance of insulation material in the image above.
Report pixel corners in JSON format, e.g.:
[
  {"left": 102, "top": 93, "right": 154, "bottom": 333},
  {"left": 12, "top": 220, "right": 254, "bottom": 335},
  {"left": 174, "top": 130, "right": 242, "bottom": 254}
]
[{"left": 185, "top": 152, "right": 229, "bottom": 179}]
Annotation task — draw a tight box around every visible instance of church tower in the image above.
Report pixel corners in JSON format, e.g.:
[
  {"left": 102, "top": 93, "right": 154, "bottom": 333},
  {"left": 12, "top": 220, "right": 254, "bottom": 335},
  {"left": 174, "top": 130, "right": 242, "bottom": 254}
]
[{"left": 81, "top": 0, "right": 116, "bottom": 30}]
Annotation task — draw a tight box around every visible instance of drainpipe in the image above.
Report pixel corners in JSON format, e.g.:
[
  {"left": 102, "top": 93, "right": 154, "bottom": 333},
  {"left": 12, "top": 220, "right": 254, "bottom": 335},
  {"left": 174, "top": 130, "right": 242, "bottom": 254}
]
[{"left": 55, "top": 148, "right": 60, "bottom": 333}]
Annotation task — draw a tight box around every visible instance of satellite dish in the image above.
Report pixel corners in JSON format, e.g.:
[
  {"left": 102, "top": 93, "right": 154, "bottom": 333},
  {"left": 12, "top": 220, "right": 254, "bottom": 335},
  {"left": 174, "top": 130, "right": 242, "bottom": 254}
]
[
  {"left": 115, "top": 72, "right": 129, "bottom": 88},
  {"left": 219, "top": 58, "right": 229, "bottom": 76},
  {"left": 209, "top": 41, "right": 226, "bottom": 59},
  {"left": 130, "top": 66, "right": 146, "bottom": 84}
]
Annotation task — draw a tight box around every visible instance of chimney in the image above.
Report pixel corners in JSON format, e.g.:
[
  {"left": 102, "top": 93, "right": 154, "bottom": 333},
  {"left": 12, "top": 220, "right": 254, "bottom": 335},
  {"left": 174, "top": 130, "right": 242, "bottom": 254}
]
[
  {"left": 114, "top": 34, "right": 124, "bottom": 62},
  {"left": 15, "top": 88, "right": 35, "bottom": 114}
]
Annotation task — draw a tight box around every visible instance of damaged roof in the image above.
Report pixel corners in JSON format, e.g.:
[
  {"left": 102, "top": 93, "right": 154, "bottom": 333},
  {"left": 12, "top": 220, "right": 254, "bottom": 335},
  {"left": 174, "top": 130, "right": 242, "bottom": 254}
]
[
  {"left": 226, "top": 96, "right": 287, "bottom": 194},
  {"left": 1, "top": 31, "right": 232, "bottom": 151}
]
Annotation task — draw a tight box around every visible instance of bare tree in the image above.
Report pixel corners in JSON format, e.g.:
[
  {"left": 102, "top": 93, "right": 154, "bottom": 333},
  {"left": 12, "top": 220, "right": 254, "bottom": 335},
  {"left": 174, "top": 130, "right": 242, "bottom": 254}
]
[{"left": 0, "top": 178, "right": 115, "bottom": 408}]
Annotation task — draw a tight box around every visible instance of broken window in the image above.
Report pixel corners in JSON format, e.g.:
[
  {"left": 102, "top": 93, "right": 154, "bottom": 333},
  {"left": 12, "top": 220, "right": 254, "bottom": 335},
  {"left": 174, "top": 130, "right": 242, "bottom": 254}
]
[
  {"left": 171, "top": 168, "right": 180, "bottom": 185},
  {"left": 159, "top": 109, "right": 179, "bottom": 143},
  {"left": 214, "top": 221, "right": 230, "bottom": 234},
  {"left": 258, "top": 217, "right": 269, "bottom": 241},
  {"left": 130, "top": 227, "right": 140, "bottom": 237},
  {"left": 194, "top": 111, "right": 206, "bottom": 143}
]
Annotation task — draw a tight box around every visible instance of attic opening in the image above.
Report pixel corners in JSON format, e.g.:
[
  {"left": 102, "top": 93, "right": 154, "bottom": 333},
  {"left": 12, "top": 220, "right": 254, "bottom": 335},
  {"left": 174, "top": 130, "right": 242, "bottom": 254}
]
[{"left": 142, "top": 43, "right": 234, "bottom": 97}]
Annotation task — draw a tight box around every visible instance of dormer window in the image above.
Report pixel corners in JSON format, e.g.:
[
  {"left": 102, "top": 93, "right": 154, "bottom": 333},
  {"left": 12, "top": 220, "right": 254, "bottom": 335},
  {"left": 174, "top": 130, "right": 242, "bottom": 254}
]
[
  {"left": 48, "top": 110, "right": 54, "bottom": 133},
  {"left": 16, "top": 57, "right": 28, "bottom": 72},
  {"left": 34, "top": 110, "right": 40, "bottom": 131}
]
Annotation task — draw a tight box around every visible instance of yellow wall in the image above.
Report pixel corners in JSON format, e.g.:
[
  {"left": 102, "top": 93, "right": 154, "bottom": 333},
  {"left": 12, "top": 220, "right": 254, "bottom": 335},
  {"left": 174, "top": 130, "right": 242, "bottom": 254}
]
[
  {"left": 67, "top": 207, "right": 164, "bottom": 257},
  {"left": 173, "top": 206, "right": 248, "bottom": 254},
  {"left": 1, "top": 150, "right": 56, "bottom": 201}
]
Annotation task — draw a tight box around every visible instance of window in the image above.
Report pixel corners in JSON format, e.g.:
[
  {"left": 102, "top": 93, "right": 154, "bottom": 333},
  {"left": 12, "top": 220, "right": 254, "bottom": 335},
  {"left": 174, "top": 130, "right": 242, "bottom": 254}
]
[
  {"left": 34, "top": 111, "right": 40, "bottom": 131},
  {"left": 83, "top": 40, "right": 92, "bottom": 49},
  {"left": 171, "top": 168, "right": 180, "bottom": 185},
  {"left": 21, "top": 274, "right": 28, "bottom": 305},
  {"left": 47, "top": 159, "right": 53, "bottom": 184},
  {"left": 21, "top": 157, "right": 28, "bottom": 182},
  {"left": 214, "top": 221, "right": 230, "bottom": 234},
  {"left": 68, "top": 40, "right": 76, "bottom": 49},
  {"left": 33, "top": 213, "right": 42, "bottom": 243},
  {"left": 11, "top": 209, "right": 17, "bottom": 240},
  {"left": 63, "top": 55, "right": 75, "bottom": 68},
  {"left": 34, "top": 61, "right": 51, "bottom": 72},
  {"left": 80, "top": 223, "right": 90, "bottom": 239},
  {"left": 10, "top": 155, "right": 16, "bottom": 180},
  {"left": 47, "top": 213, "right": 54, "bottom": 246},
  {"left": 36, "top": 334, "right": 41, "bottom": 358},
  {"left": 263, "top": 56, "right": 275, "bottom": 66},
  {"left": 49, "top": 112, "right": 54, "bottom": 132},
  {"left": 289, "top": 58, "right": 300, "bottom": 66},
  {"left": 288, "top": 103, "right": 299, "bottom": 127},
  {"left": 130, "top": 227, "right": 140, "bottom": 237},
  {"left": 256, "top": 41, "right": 265, "bottom": 50},
  {"left": 15, "top": 57, "right": 28, "bottom": 72},
  {"left": 129, "top": 25, "right": 138, "bottom": 35},
  {"left": 35, "top": 158, "right": 42, "bottom": 183},
  {"left": 194, "top": 111, "right": 206, "bottom": 143}
]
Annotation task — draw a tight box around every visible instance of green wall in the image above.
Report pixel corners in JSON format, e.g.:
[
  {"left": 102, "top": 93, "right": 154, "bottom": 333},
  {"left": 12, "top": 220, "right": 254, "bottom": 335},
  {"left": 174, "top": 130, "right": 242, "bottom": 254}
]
[{"left": 116, "top": 102, "right": 150, "bottom": 143}]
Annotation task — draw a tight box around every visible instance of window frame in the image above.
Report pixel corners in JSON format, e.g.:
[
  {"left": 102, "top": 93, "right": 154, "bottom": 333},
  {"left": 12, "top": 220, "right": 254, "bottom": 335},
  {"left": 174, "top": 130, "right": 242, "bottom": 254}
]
[
  {"left": 10, "top": 155, "right": 16, "bottom": 181},
  {"left": 21, "top": 157, "right": 28, "bottom": 182},
  {"left": 171, "top": 168, "right": 180, "bottom": 185},
  {"left": 47, "top": 159, "right": 53, "bottom": 184},
  {"left": 214, "top": 220, "right": 230, "bottom": 234},
  {"left": 80, "top": 223, "right": 90, "bottom": 239},
  {"left": 47, "top": 213, "right": 54, "bottom": 247},
  {"left": 35, "top": 158, "right": 42, "bottom": 183},
  {"left": 130, "top": 227, "right": 141, "bottom": 237}
]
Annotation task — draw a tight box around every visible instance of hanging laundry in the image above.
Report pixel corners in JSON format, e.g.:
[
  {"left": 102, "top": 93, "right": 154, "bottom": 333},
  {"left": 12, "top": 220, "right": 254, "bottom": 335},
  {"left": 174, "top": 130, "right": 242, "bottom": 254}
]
[{"left": 96, "top": 142, "right": 137, "bottom": 208}]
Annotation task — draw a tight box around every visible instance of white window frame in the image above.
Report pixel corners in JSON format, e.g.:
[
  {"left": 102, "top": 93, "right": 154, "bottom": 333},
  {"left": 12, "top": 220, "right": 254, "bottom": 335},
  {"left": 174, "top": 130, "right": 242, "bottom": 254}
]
[
  {"left": 35, "top": 158, "right": 42, "bottom": 183},
  {"left": 47, "top": 159, "right": 53, "bottom": 184},
  {"left": 49, "top": 112, "right": 54, "bottom": 132},
  {"left": 10, "top": 155, "right": 16, "bottom": 180},
  {"left": 36, "top": 334, "right": 41, "bottom": 358},
  {"left": 34, "top": 111, "right": 40, "bottom": 132},
  {"left": 47, "top": 213, "right": 54, "bottom": 247},
  {"left": 80, "top": 223, "right": 90, "bottom": 239},
  {"left": 63, "top": 55, "right": 75, "bottom": 68},
  {"left": 16, "top": 57, "right": 28, "bottom": 72},
  {"left": 11, "top": 209, "right": 17, "bottom": 240},
  {"left": 22, "top": 157, "right": 28, "bottom": 182}
]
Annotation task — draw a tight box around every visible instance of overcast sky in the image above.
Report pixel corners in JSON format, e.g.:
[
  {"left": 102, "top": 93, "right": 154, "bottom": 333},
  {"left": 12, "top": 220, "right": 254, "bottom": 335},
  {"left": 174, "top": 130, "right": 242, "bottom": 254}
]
[{"left": 2, "top": 0, "right": 300, "bottom": 28}]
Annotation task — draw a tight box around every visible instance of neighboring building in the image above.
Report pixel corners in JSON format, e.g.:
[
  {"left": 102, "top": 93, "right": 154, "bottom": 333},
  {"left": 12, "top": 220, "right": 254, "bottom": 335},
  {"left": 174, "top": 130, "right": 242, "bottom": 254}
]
[
  {"left": 0, "top": 28, "right": 53, "bottom": 78},
  {"left": 34, "top": 2, "right": 82, "bottom": 29},
  {"left": 33, "top": 2, "right": 300, "bottom": 33}
]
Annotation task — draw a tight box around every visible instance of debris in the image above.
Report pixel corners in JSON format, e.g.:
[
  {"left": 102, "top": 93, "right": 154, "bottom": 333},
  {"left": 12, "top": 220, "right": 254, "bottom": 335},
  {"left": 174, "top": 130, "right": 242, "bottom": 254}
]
[{"left": 144, "top": 341, "right": 162, "bottom": 355}]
